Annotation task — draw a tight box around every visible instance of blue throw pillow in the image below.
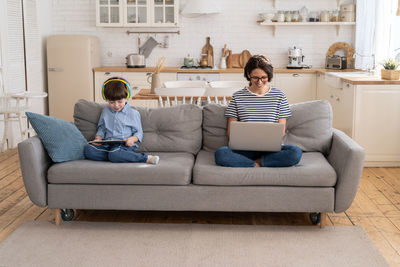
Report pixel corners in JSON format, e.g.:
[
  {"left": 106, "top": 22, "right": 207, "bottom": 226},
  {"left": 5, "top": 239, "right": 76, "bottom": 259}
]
[{"left": 26, "top": 112, "right": 88, "bottom": 162}]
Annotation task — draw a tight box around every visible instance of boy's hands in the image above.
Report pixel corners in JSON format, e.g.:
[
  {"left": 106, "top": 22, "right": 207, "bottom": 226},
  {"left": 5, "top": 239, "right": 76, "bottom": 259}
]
[
  {"left": 91, "top": 136, "right": 103, "bottom": 146},
  {"left": 125, "top": 136, "right": 139, "bottom": 147}
]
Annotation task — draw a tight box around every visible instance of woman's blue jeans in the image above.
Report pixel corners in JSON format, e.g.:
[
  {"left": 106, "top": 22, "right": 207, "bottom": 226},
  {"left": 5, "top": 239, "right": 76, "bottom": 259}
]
[
  {"left": 84, "top": 144, "right": 148, "bottom": 163},
  {"left": 214, "top": 145, "right": 302, "bottom": 167}
]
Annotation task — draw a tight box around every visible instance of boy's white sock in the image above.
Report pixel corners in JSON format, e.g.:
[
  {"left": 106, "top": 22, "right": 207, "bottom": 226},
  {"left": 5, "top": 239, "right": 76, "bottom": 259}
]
[{"left": 147, "top": 155, "right": 159, "bottom": 165}]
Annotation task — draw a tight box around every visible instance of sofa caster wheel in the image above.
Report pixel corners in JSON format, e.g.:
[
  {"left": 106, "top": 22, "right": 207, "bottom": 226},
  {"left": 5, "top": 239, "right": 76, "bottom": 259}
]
[
  {"left": 61, "top": 209, "right": 75, "bottom": 221},
  {"left": 309, "top": 212, "right": 321, "bottom": 225}
]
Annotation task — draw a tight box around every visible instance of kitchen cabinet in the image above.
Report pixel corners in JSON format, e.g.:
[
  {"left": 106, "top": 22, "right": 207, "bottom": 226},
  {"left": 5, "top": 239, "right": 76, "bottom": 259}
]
[
  {"left": 96, "top": 0, "right": 179, "bottom": 27},
  {"left": 274, "top": 73, "right": 316, "bottom": 104},
  {"left": 316, "top": 74, "right": 354, "bottom": 137},
  {"left": 177, "top": 73, "right": 220, "bottom": 82},
  {"left": 353, "top": 84, "right": 400, "bottom": 166},
  {"left": 219, "top": 73, "right": 246, "bottom": 81},
  {"left": 317, "top": 73, "right": 400, "bottom": 166}
]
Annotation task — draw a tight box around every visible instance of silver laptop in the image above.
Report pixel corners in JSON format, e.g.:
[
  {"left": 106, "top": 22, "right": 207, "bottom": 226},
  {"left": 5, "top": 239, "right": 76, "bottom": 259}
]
[{"left": 228, "top": 121, "right": 284, "bottom": 151}]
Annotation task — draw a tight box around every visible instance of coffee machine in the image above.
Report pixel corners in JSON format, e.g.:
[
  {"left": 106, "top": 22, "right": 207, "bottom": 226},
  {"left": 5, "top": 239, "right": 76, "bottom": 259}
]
[{"left": 287, "top": 46, "right": 305, "bottom": 69}]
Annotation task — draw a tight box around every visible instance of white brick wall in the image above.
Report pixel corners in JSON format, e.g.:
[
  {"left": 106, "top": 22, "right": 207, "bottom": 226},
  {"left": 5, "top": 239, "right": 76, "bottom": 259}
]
[{"left": 50, "top": 0, "right": 356, "bottom": 68}]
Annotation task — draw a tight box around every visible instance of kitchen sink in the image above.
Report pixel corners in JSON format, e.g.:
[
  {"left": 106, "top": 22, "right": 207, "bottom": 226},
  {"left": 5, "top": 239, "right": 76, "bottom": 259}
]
[
  {"left": 326, "top": 72, "right": 376, "bottom": 77},
  {"left": 325, "top": 71, "right": 377, "bottom": 87}
]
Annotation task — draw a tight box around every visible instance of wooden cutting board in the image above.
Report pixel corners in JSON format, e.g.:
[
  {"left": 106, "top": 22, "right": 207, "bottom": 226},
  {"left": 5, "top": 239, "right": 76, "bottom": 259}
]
[
  {"left": 231, "top": 54, "right": 241, "bottom": 68},
  {"left": 202, "top": 37, "right": 214, "bottom": 67},
  {"left": 240, "top": 50, "right": 252, "bottom": 67}
]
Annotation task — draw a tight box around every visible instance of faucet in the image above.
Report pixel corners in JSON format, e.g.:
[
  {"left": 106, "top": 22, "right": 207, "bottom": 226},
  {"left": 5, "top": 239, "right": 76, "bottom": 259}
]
[{"left": 353, "top": 52, "right": 375, "bottom": 74}]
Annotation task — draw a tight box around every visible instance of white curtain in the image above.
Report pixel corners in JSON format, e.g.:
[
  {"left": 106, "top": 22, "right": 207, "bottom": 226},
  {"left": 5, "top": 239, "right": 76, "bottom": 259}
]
[
  {"left": 374, "top": 0, "right": 397, "bottom": 68},
  {"left": 354, "top": 0, "right": 376, "bottom": 70},
  {"left": 355, "top": 0, "right": 398, "bottom": 70}
]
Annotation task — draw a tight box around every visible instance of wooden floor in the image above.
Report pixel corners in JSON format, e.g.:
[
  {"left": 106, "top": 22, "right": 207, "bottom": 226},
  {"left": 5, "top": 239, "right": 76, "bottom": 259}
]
[{"left": 1, "top": 148, "right": 400, "bottom": 266}]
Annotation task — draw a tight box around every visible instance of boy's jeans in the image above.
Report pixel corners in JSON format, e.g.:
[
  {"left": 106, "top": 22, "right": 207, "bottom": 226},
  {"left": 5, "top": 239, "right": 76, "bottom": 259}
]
[
  {"left": 214, "top": 145, "right": 302, "bottom": 167},
  {"left": 84, "top": 143, "right": 148, "bottom": 163}
]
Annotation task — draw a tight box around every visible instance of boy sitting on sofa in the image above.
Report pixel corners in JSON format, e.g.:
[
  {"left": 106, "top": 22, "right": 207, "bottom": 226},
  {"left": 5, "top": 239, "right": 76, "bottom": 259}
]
[{"left": 84, "top": 77, "right": 159, "bottom": 165}]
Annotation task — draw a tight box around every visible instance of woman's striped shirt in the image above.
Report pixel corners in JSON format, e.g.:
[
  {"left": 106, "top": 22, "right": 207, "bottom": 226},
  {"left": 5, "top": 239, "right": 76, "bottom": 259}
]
[{"left": 225, "top": 87, "right": 291, "bottom": 122}]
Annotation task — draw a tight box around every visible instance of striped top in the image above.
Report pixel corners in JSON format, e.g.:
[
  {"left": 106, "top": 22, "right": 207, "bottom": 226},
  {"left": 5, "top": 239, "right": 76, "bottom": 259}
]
[{"left": 225, "top": 87, "right": 291, "bottom": 122}]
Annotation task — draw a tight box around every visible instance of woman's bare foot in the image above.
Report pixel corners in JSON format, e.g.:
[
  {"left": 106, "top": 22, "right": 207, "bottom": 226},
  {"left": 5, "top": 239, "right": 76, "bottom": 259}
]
[{"left": 254, "top": 158, "right": 262, "bottom": 168}]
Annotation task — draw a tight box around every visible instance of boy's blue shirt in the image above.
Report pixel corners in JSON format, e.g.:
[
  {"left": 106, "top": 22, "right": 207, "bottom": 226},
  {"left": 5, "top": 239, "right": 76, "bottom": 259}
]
[{"left": 96, "top": 103, "right": 143, "bottom": 142}]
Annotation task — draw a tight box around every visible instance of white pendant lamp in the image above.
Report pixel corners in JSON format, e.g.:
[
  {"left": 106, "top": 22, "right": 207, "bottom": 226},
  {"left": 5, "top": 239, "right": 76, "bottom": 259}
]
[{"left": 181, "top": 0, "right": 221, "bottom": 18}]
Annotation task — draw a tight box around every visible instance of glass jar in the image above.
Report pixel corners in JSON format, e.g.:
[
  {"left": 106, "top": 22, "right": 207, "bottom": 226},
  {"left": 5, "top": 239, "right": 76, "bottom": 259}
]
[
  {"left": 331, "top": 10, "right": 340, "bottom": 22},
  {"left": 299, "top": 6, "right": 308, "bottom": 22},
  {"left": 276, "top": 11, "right": 285, "bottom": 22},
  {"left": 284, "top": 11, "right": 292, "bottom": 22},
  {"left": 292, "top": 11, "right": 300, "bottom": 22},
  {"left": 320, "top": 10, "right": 330, "bottom": 22},
  {"left": 308, "top": 11, "right": 317, "bottom": 22}
]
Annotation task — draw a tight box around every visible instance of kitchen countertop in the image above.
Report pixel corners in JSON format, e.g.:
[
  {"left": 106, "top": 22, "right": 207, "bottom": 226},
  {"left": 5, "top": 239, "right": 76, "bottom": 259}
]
[
  {"left": 93, "top": 67, "right": 400, "bottom": 85},
  {"left": 94, "top": 66, "right": 353, "bottom": 73}
]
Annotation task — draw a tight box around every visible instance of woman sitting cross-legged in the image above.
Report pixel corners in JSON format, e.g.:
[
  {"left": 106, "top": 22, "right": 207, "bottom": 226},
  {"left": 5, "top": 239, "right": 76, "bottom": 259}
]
[{"left": 214, "top": 55, "right": 302, "bottom": 168}]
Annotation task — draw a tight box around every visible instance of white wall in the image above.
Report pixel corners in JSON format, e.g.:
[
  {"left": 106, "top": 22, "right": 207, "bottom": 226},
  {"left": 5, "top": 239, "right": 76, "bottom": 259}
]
[{"left": 49, "top": 0, "right": 356, "bottom": 68}]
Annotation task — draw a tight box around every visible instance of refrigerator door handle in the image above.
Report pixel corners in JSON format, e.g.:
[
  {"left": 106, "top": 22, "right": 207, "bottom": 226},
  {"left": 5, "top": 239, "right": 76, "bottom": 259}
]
[{"left": 48, "top": 67, "right": 64, "bottom": 72}]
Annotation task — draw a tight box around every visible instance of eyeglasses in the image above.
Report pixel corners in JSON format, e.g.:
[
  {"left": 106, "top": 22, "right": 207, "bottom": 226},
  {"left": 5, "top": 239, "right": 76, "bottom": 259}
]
[{"left": 250, "top": 76, "right": 268, "bottom": 82}]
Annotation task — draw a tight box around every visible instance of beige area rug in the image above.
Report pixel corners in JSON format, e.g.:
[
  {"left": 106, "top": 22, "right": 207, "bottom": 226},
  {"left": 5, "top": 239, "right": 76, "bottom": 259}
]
[{"left": 0, "top": 221, "right": 388, "bottom": 267}]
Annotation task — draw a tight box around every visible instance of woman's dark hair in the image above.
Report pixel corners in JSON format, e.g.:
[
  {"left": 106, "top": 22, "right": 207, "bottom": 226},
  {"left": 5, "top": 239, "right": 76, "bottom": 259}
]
[
  {"left": 244, "top": 55, "right": 273, "bottom": 83},
  {"left": 103, "top": 77, "right": 129, "bottom": 101}
]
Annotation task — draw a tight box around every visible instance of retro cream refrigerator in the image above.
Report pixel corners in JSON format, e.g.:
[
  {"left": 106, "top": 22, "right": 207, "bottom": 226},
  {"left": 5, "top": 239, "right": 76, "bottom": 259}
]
[{"left": 47, "top": 35, "right": 100, "bottom": 121}]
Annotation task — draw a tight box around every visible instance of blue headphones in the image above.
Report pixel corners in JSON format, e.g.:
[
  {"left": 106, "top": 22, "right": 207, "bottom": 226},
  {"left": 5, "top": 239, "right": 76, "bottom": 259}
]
[{"left": 101, "top": 78, "right": 132, "bottom": 100}]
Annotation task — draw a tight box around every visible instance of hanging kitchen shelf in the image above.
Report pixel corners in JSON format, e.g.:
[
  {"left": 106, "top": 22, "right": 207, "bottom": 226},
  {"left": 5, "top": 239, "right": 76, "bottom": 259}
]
[
  {"left": 259, "top": 21, "right": 356, "bottom": 36},
  {"left": 272, "top": 0, "right": 344, "bottom": 8}
]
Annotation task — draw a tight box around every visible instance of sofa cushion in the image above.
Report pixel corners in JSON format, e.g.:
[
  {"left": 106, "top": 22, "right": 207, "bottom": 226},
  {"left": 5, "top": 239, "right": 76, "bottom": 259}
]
[
  {"left": 74, "top": 100, "right": 203, "bottom": 154},
  {"left": 48, "top": 152, "right": 194, "bottom": 185},
  {"left": 26, "top": 112, "right": 88, "bottom": 162},
  {"left": 283, "top": 100, "right": 333, "bottom": 155},
  {"left": 202, "top": 100, "right": 333, "bottom": 154},
  {"left": 74, "top": 99, "right": 106, "bottom": 141},
  {"left": 136, "top": 104, "right": 202, "bottom": 154},
  {"left": 193, "top": 150, "right": 337, "bottom": 186},
  {"left": 202, "top": 104, "right": 228, "bottom": 152}
]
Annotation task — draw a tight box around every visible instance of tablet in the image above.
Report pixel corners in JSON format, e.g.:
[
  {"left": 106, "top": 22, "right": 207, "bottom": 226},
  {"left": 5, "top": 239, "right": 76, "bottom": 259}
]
[{"left": 88, "top": 139, "right": 126, "bottom": 145}]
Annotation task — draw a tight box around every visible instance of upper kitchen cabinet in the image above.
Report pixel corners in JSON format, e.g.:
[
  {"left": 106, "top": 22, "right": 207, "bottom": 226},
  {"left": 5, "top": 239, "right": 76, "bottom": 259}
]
[{"left": 96, "top": 0, "right": 179, "bottom": 27}]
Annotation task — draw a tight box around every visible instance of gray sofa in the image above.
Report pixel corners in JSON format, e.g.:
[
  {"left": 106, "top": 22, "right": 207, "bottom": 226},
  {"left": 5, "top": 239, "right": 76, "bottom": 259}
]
[{"left": 18, "top": 99, "right": 365, "bottom": 227}]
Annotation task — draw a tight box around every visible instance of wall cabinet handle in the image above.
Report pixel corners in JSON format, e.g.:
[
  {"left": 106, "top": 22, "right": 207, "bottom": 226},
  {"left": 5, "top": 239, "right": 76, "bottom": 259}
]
[{"left": 48, "top": 68, "right": 63, "bottom": 72}]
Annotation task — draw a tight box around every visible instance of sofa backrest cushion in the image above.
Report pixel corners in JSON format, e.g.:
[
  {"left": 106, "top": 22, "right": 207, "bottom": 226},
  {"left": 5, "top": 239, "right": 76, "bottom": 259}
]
[
  {"left": 74, "top": 99, "right": 106, "bottom": 141},
  {"left": 135, "top": 104, "right": 203, "bottom": 154},
  {"left": 74, "top": 100, "right": 203, "bottom": 154},
  {"left": 202, "top": 104, "right": 228, "bottom": 152},
  {"left": 202, "top": 100, "right": 333, "bottom": 154},
  {"left": 283, "top": 100, "right": 333, "bottom": 155}
]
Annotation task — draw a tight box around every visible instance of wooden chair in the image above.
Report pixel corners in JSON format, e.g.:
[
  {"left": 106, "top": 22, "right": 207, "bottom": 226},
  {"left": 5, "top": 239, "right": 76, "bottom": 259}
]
[
  {"left": 154, "top": 87, "right": 206, "bottom": 107},
  {"left": 209, "top": 80, "right": 248, "bottom": 88},
  {"left": 0, "top": 91, "right": 47, "bottom": 151},
  {"left": 204, "top": 87, "right": 237, "bottom": 106}
]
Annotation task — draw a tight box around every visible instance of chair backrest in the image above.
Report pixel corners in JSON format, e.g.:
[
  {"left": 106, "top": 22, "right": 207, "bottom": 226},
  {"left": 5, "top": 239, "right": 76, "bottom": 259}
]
[
  {"left": 163, "top": 80, "right": 209, "bottom": 88},
  {"left": 203, "top": 87, "right": 237, "bottom": 106},
  {"left": 204, "top": 87, "right": 239, "bottom": 96},
  {"left": 154, "top": 87, "right": 206, "bottom": 107},
  {"left": 209, "top": 80, "right": 248, "bottom": 88},
  {"left": 155, "top": 87, "right": 206, "bottom": 96}
]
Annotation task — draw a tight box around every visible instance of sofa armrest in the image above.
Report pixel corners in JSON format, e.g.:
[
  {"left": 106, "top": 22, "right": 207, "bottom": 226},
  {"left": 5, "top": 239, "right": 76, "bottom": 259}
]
[
  {"left": 18, "top": 136, "right": 52, "bottom": 207},
  {"left": 327, "top": 129, "right": 365, "bottom": 213}
]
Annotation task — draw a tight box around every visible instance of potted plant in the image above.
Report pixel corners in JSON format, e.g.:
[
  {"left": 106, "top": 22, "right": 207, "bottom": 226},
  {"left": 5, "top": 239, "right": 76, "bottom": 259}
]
[{"left": 381, "top": 58, "right": 400, "bottom": 80}]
